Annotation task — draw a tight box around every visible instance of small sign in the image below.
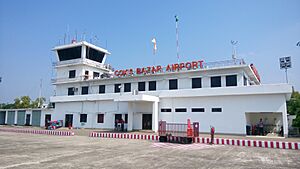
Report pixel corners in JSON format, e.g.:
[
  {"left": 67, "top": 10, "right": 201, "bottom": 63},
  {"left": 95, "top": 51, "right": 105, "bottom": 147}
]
[{"left": 279, "top": 56, "right": 292, "bottom": 69}]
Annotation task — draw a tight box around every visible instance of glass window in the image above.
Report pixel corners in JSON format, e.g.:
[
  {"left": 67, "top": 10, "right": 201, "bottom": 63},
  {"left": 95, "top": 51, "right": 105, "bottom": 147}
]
[
  {"left": 226, "top": 75, "right": 237, "bottom": 87},
  {"left": 191, "top": 108, "right": 205, "bottom": 112},
  {"left": 161, "top": 108, "right": 172, "bottom": 112},
  {"left": 81, "top": 86, "right": 89, "bottom": 95},
  {"left": 212, "top": 108, "right": 222, "bottom": 112},
  {"left": 80, "top": 114, "right": 87, "bottom": 123},
  {"left": 99, "top": 85, "right": 105, "bottom": 94},
  {"left": 114, "top": 84, "right": 121, "bottom": 93},
  {"left": 138, "top": 82, "right": 145, "bottom": 91},
  {"left": 124, "top": 83, "right": 131, "bottom": 92},
  {"left": 211, "top": 76, "right": 221, "bottom": 88},
  {"left": 169, "top": 79, "right": 178, "bottom": 90},
  {"left": 175, "top": 108, "right": 187, "bottom": 112},
  {"left": 97, "top": 114, "right": 104, "bottom": 123},
  {"left": 149, "top": 81, "right": 156, "bottom": 91},
  {"left": 58, "top": 46, "right": 82, "bottom": 61},
  {"left": 86, "top": 47, "right": 105, "bottom": 63},
  {"left": 125, "top": 114, "right": 128, "bottom": 123},
  {"left": 93, "top": 72, "right": 100, "bottom": 79},
  {"left": 192, "top": 78, "right": 202, "bottom": 88},
  {"left": 68, "top": 87, "right": 74, "bottom": 96},
  {"left": 69, "top": 70, "right": 76, "bottom": 78}
]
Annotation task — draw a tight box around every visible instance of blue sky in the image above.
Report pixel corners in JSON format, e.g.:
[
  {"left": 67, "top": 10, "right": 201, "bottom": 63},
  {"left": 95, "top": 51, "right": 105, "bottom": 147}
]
[{"left": 0, "top": 0, "right": 299, "bottom": 103}]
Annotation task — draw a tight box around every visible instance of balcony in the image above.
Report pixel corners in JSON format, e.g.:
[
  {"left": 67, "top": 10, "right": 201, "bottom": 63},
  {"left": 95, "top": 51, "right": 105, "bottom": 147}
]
[{"left": 51, "top": 73, "right": 114, "bottom": 84}]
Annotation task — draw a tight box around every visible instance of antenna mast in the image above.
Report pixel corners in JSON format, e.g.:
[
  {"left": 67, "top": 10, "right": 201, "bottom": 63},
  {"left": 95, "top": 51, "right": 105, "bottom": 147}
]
[
  {"left": 231, "top": 40, "right": 238, "bottom": 59},
  {"left": 38, "top": 79, "right": 42, "bottom": 108},
  {"left": 175, "top": 15, "right": 180, "bottom": 63}
]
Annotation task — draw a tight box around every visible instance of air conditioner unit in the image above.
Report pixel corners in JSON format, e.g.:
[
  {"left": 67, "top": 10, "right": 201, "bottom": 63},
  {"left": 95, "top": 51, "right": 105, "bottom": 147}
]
[{"left": 132, "top": 89, "right": 138, "bottom": 95}]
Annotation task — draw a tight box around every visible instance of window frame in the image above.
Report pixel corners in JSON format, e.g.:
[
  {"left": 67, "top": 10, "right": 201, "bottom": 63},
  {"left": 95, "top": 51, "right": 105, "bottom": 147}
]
[
  {"left": 212, "top": 108, "right": 222, "bottom": 112},
  {"left": 192, "top": 77, "right": 202, "bottom": 89},
  {"left": 226, "top": 75, "right": 237, "bottom": 87},
  {"left": 99, "top": 85, "right": 105, "bottom": 94},
  {"left": 80, "top": 114, "right": 87, "bottom": 123},
  {"left": 211, "top": 76, "right": 221, "bottom": 88},
  {"left": 97, "top": 114, "right": 104, "bottom": 123},
  {"left": 161, "top": 108, "right": 172, "bottom": 112},
  {"left": 169, "top": 79, "right": 178, "bottom": 90},
  {"left": 81, "top": 86, "right": 89, "bottom": 95},
  {"left": 175, "top": 108, "right": 187, "bottom": 112},
  {"left": 191, "top": 108, "right": 205, "bottom": 112},
  {"left": 114, "top": 84, "right": 121, "bottom": 93},
  {"left": 138, "top": 82, "right": 146, "bottom": 91},
  {"left": 149, "top": 81, "right": 156, "bottom": 91},
  {"left": 69, "top": 70, "right": 76, "bottom": 78},
  {"left": 68, "top": 87, "right": 75, "bottom": 96},
  {"left": 124, "top": 83, "right": 131, "bottom": 92}
]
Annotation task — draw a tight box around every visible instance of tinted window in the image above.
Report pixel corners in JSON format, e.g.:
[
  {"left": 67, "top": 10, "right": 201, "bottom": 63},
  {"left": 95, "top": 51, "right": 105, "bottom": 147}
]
[
  {"left": 81, "top": 86, "right": 89, "bottom": 95},
  {"left": 115, "top": 84, "right": 121, "bottom": 93},
  {"left": 58, "top": 46, "right": 82, "bottom": 61},
  {"left": 169, "top": 79, "right": 178, "bottom": 90},
  {"left": 192, "top": 108, "right": 205, "bottom": 112},
  {"left": 192, "top": 78, "right": 202, "bottom": 88},
  {"left": 212, "top": 108, "right": 222, "bottom": 112},
  {"left": 175, "top": 108, "right": 187, "bottom": 112},
  {"left": 86, "top": 47, "right": 105, "bottom": 63},
  {"left": 211, "top": 76, "right": 221, "bottom": 88},
  {"left": 124, "top": 83, "right": 131, "bottom": 92},
  {"left": 161, "top": 108, "right": 171, "bottom": 112},
  {"left": 149, "top": 81, "right": 156, "bottom": 91},
  {"left": 138, "top": 82, "right": 145, "bottom": 91},
  {"left": 97, "top": 114, "right": 104, "bottom": 123},
  {"left": 99, "top": 85, "right": 105, "bottom": 94},
  {"left": 68, "top": 88, "right": 74, "bottom": 96},
  {"left": 226, "top": 75, "right": 237, "bottom": 86},
  {"left": 80, "top": 114, "right": 87, "bottom": 123},
  {"left": 69, "top": 70, "right": 76, "bottom": 78}
]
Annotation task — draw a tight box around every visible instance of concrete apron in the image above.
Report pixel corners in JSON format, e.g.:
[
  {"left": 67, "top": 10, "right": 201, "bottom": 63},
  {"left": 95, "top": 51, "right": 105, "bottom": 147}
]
[{"left": 89, "top": 132, "right": 300, "bottom": 150}]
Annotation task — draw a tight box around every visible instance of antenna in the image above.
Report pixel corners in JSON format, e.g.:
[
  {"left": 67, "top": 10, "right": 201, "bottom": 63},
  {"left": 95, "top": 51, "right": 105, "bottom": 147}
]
[
  {"left": 175, "top": 15, "right": 180, "bottom": 63},
  {"left": 38, "top": 79, "right": 42, "bottom": 108},
  {"left": 231, "top": 40, "right": 238, "bottom": 59}
]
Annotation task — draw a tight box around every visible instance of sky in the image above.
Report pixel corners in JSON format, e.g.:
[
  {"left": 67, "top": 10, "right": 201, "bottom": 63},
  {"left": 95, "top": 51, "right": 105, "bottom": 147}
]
[{"left": 0, "top": 0, "right": 299, "bottom": 103}]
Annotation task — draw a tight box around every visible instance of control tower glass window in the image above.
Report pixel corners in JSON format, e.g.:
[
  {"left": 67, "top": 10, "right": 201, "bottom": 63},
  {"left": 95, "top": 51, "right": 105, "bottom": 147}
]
[
  {"left": 57, "top": 46, "right": 82, "bottom": 61},
  {"left": 86, "top": 47, "right": 105, "bottom": 63}
]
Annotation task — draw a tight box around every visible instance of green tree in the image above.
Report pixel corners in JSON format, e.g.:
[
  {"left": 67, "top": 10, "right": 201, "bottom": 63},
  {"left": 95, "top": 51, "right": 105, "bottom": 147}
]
[
  {"left": 287, "top": 91, "right": 300, "bottom": 127},
  {"left": 30, "top": 97, "right": 46, "bottom": 108}
]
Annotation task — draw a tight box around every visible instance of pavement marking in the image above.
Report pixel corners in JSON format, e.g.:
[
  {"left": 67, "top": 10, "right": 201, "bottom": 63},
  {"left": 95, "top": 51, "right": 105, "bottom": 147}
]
[{"left": 152, "top": 142, "right": 224, "bottom": 150}]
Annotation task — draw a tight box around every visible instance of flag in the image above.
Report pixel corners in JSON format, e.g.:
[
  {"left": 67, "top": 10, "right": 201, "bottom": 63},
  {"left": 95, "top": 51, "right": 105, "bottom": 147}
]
[
  {"left": 152, "top": 38, "right": 157, "bottom": 54},
  {"left": 297, "top": 41, "right": 300, "bottom": 47},
  {"left": 175, "top": 15, "right": 179, "bottom": 22}
]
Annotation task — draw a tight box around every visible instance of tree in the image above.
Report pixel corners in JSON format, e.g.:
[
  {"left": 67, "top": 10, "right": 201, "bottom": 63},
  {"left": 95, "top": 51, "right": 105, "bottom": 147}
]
[
  {"left": 287, "top": 91, "right": 300, "bottom": 127},
  {"left": 30, "top": 97, "right": 46, "bottom": 108}
]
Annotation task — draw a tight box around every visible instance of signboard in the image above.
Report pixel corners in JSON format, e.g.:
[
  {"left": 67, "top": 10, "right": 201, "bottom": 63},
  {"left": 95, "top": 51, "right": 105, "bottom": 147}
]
[
  {"left": 280, "top": 56, "right": 292, "bottom": 69},
  {"left": 114, "top": 60, "right": 204, "bottom": 77}
]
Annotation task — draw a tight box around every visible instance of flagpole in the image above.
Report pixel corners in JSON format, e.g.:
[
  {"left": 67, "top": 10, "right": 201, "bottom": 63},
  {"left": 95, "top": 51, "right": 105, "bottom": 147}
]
[{"left": 175, "top": 15, "right": 179, "bottom": 63}]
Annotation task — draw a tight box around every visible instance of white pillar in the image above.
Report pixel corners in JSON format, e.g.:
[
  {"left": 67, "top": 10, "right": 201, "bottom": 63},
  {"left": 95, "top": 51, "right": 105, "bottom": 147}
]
[
  {"left": 152, "top": 101, "right": 159, "bottom": 132},
  {"left": 282, "top": 103, "right": 288, "bottom": 137},
  {"left": 128, "top": 102, "right": 133, "bottom": 131}
]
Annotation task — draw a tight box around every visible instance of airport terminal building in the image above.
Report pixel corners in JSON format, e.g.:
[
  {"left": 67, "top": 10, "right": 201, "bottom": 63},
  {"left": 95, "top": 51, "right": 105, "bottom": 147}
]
[{"left": 43, "top": 41, "right": 291, "bottom": 137}]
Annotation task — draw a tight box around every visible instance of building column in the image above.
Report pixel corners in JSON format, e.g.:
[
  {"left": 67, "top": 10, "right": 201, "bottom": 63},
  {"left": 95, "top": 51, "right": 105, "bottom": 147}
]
[
  {"left": 127, "top": 102, "right": 133, "bottom": 131},
  {"left": 282, "top": 103, "right": 289, "bottom": 138},
  {"left": 152, "top": 101, "right": 159, "bottom": 132}
]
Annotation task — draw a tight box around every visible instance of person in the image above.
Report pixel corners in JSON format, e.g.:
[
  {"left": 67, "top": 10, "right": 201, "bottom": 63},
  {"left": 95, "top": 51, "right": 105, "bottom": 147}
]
[
  {"left": 258, "top": 118, "right": 264, "bottom": 136},
  {"left": 115, "top": 119, "right": 118, "bottom": 130},
  {"left": 121, "top": 118, "right": 125, "bottom": 132}
]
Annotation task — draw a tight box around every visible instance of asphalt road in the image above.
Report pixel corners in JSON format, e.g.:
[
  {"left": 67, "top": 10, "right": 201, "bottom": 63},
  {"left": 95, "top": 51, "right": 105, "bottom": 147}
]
[{"left": 0, "top": 132, "right": 299, "bottom": 169}]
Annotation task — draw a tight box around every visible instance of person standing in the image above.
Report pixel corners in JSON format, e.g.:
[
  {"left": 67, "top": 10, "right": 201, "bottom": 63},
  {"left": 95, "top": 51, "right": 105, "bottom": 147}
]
[{"left": 258, "top": 118, "right": 264, "bottom": 136}]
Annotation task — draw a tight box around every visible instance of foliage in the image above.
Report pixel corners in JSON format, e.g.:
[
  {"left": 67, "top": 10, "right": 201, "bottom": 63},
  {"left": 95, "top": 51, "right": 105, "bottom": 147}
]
[
  {"left": 0, "top": 96, "right": 46, "bottom": 109},
  {"left": 287, "top": 91, "right": 300, "bottom": 127}
]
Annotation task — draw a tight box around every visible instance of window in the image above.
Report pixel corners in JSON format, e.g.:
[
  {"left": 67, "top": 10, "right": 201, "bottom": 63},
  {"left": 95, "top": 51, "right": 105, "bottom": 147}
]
[
  {"left": 212, "top": 108, "right": 222, "bottom": 112},
  {"left": 86, "top": 47, "right": 105, "bottom": 63},
  {"left": 97, "top": 114, "right": 104, "bottom": 123},
  {"left": 138, "top": 82, "right": 145, "bottom": 91},
  {"left": 99, "top": 85, "right": 105, "bottom": 94},
  {"left": 80, "top": 114, "right": 87, "bottom": 123},
  {"left": 161, "top": 108, "right": 172, "bottom": 112},
  {"left": 149, "top": 81, "right": 156, "bottom": 91},
  {"left": 68, "top": 87, "right": 75, "bottom": 96},
  {"left": 93, "top": 72, "right": 100, "bottom": 79},
  {"left": 243, "top": 76, "right": 247, "bottom": 86},
  {"left": 124, "top": 83, "right": 131, "bottom": 92},
  {"left": 57, "top": 46, "right": 82, "bottom": 61},
  {"left": 125, "top": 114, "right": 128, "bottom": 123},
  {"left": 226, "top": 75, "right": 237, "bottom": 87},
  {"left": 114, "top": 84, "right": 121, "bottom": 93},
  {"left": 192, "top": 108, "right": 205, "bottom": 112},
  {"left": 211, "top": 76, "right": 221, "bottom": 88},
  {"left": 175, "top": 108, "right": 187, "bottom": 112},
  {"left": 84, "top": 71, "right": 89, "bottom": 80},
  {"left": 81, "top": 86, "right": 89, "bottom": 95},
  {"left": 69, "top": 70, "right": 76, "bottom": 78},
  {"left": 169, "top": 79, "right": 178, "bottom": 90},
  {"left": 192, "top": 78, "right": 202, "bottom": 88}
]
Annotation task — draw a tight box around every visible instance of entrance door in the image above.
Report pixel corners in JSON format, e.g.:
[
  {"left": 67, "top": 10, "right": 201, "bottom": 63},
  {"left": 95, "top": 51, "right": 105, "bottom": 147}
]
[
  {"left": 25, "top": 114, "right": 31, "bottom": 126},
  {"left": 45, "top": 114, "right": 51, "bottom": 127},
  {"left": 0, "top": 111, "right": 6, "bottom": 125},
  {"left": 142, "top": 114, "right": 152, "bottom": 130},
  {"left": 65, "top": 114, "right": 73, "bottom": 127}
]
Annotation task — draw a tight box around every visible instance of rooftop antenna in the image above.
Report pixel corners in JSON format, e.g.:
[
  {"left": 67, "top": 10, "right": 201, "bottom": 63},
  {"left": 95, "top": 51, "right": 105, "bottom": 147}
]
[
  {"left": 38, "top": 79, "right": 42, "bottom": 108},
  {"left": 231, "top": 40, "right": 238, "bottom": 59},
  {"left": 175, "top": 15, "right": 180, "bottom": 63}
]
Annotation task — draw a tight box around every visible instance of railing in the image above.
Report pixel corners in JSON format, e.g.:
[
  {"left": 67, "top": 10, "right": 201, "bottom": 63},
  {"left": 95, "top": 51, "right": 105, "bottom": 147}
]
[
  {"left": 202, "top": 59, "right": 246, "bottom": 69},
  {"left": 53, "top": 59, "right": 114, "bottom": 71},
  {"left": 51, "top": 73, "right": 114, "bottom": 83}
]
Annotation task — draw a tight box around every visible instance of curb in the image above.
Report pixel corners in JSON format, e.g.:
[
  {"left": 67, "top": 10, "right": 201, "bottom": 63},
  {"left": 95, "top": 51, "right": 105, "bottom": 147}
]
[
  {"left": 89, "top": 132, "right": 300, "bottom": 150},
  {"left": 0, "top": 128, "right": 74, "bottom": 136}
]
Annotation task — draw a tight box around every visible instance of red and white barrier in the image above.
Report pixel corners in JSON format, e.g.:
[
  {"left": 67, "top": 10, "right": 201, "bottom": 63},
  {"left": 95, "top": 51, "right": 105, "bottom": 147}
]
[
  {"left": 0, "top": 128, "right": 74, "bottom": 136},
  {"left": 89, "top": 132, "right": 300, "bottom": 150},
  {"left": 89, "top": 132, "right": 159, "bottom": 141}
]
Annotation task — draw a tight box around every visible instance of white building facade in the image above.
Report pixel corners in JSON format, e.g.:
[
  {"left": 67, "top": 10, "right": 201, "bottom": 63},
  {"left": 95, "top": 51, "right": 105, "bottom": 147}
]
[{"left": 49, "top": 41, "right": 292, "bottom": 137}]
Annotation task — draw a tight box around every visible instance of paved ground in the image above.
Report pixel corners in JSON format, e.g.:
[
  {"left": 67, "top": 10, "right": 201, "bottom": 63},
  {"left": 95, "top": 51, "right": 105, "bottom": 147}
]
[{"left": 0, "top": 132, "right": 300, "bottom": 169}]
